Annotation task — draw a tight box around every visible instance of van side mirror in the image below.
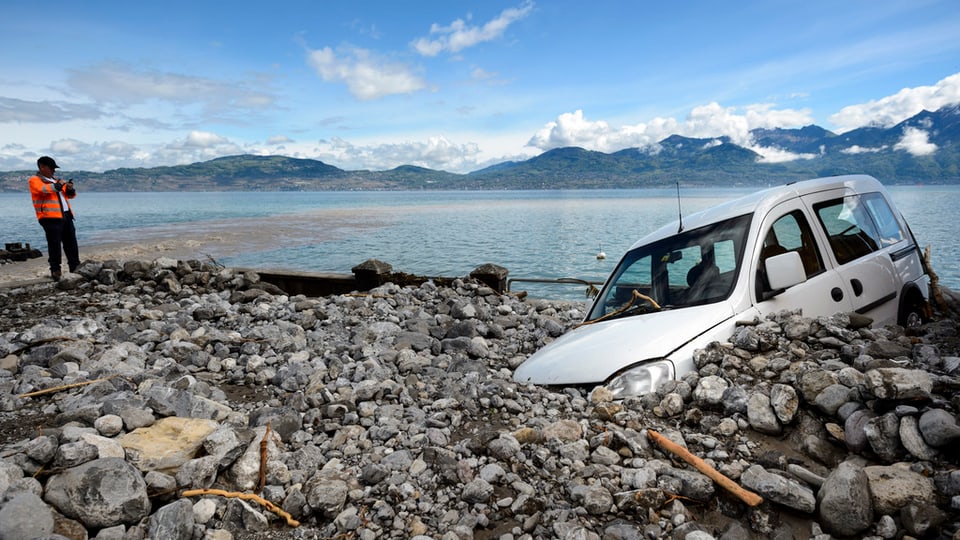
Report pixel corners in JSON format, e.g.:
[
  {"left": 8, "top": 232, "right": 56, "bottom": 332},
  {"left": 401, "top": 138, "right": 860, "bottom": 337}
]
[{"left": 765, "top": 251, "right": 806, "bottom": 291}]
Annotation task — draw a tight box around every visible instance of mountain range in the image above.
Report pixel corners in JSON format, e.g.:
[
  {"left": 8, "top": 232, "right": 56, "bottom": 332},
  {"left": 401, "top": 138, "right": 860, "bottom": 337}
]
[{"left": 3, "top": 105, "right": 958, "bottom": 192}]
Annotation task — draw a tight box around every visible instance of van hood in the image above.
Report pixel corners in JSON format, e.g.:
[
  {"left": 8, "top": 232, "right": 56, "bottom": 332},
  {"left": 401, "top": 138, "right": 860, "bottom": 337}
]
[{"left": 513, "top": 303, "right": 735, "bottom": 386}]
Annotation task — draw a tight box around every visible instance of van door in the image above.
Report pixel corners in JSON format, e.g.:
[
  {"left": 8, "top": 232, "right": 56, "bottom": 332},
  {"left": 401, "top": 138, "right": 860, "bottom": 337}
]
[
  {"left": 752, "top": 200, "right": 853, "bottom": 318},
  {"left": 806, "top": 191, "right": 901, "bottom": 325}
]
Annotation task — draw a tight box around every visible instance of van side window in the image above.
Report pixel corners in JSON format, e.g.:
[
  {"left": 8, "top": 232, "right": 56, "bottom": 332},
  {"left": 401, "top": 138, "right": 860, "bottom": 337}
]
[
  {"left": 757, "top": 210, "right": 823, "bottom": 295},
  {"left": 861, "top": 193, "right": 905, "bottom": 247},
  {"left": 815, "top": 196, "right": 880, "bottom": 264}
]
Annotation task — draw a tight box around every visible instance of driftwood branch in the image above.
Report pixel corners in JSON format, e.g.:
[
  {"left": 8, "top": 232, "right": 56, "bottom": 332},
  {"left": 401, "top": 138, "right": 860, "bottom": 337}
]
[
  {"left": 181, "top": 488, "right": 299, "bottom": 527},
  {"left": 18, "top": 375, "right": 117, "bottom": 399},
  {"left": 256, "top": 421, "right": 271, "bottom": 494},
  {"left": 647, "top": 429, "right": 763, "bottom": 507},
  {"left": 923, "top": 245, "right": 948, "bottom": 313}
]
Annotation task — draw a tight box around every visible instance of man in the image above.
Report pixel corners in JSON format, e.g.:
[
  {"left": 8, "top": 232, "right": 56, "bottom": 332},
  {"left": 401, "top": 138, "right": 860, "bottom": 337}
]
[{"left": 28, "top": 156, "right": 80, "bottom": 280}]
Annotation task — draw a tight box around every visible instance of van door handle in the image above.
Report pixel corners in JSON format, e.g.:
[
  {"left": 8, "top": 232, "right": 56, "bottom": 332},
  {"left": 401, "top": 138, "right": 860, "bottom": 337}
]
[
  {"left": 831, "top": 287, "right": 844, "bottom": 302},
  {"left": 850, "top": 279, "right": 863, "bottom": 296}
]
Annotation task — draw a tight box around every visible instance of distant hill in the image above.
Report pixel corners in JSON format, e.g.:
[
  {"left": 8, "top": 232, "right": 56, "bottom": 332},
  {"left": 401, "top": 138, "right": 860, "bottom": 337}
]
[{"left": 2, "top": 105, "right": 958, "bottom": 192}]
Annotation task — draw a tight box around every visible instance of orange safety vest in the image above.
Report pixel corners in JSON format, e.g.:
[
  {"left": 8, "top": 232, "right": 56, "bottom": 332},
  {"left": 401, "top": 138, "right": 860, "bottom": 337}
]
[{"left": 29, "top": 174, "right": 75, "bottom": 219}]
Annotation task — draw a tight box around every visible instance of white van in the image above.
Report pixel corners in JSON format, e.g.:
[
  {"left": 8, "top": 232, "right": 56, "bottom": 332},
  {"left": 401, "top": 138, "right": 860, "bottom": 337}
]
[{"left": 513, "top": 175, "right": 930, "bottom": 398}]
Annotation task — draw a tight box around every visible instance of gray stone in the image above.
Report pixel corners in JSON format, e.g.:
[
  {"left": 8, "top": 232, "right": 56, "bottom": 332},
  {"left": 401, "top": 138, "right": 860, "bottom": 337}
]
[
  {"left": 864, "top": 368, "right": 932, "bottom": 400},
  {"left": 918, "top": 408, "right": 960, "bottom": 448},
  {"left": 769, "top": 384, "right": 798, "bottom": 424},
  {"left": 747, "top": 392, "right": 781, "bottom": 435},
  {"left": 462, "top": 478, "right": 495, "bottom": 504},
  {"left": 740, "top": 465, "right": 815, "bottom": 513},
  {"left": 899, "top": 415, "right": 938, "bottom": 461},
  {"left": 816, "top": 461, "right": 873, "bottom": 536},
  {"left": 692, "top": 375, "right": 728, "bottom": 407},
  {"left": 843, "top": 409, "right": 878, "bottom": 453},
  {"left": 864, "top": 412, "right": 903, "bottom": 462},
  {"left": 901, "top": 502, "right": 947, "bottom": 537},
  {"left": 23, "top": 435, "right": 58, "bottom": 464},
  {"left": 148, "top": 499, "right": 195, "bottom": 540},
  {"left": 52, "top": 440, "right": 100, "bottom": 468},
  {"left": 43, "top": 457, "right": 151, "bottom": 528},
  {"left": 720, "top": 385, "right": 749, "bottom": 415},
  {"left": 864, "top": 465, "right": 937, "bottom": 515},
  {"left": 223, "top": 497, "right": 269, "bottom": 532},
  {"left": 304, "top": 475, "right": 348, "bottom": 518},
  {"left": 813, "top": 383, "right": 851, "bottom": 416},
  {"left": 0, "top": 492, "right": 55, "bottom": 539},
  {"left": 799, "top": 370, "right": 839, "bottom": 403},
  {"left": 664, "top": 468, "right": 715, "bottom": 500},
  {"left": 569, "top": 484, "right": 613, "bottom": 515}
]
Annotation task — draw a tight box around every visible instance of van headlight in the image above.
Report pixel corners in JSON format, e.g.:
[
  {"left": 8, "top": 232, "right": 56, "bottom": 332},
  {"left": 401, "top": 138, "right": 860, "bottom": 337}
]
[{"left": 606, "top": 360, "right": 675, "bottom": 399}]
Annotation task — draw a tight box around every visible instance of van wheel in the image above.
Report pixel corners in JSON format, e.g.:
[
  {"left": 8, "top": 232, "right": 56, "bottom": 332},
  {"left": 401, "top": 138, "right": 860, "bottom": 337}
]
[{"left": 897, "top": 294, "right": 926, "bottom": 330}]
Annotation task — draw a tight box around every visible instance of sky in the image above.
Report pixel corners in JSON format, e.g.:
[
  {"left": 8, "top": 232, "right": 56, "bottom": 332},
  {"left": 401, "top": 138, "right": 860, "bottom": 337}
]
[{"left": 2, "top": 0, "right": 960, "bottom": 174}]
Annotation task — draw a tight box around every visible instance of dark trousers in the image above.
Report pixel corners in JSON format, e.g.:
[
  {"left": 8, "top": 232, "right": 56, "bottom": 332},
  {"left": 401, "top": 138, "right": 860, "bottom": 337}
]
[{"left": 39, "top": 214, "right": 80, "bottom": 273}]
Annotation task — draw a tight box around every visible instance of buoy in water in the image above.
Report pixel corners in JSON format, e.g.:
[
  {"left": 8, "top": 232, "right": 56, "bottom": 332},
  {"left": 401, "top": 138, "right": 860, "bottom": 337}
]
[{"left": 596, "top": 244, "right": 606, "bottom": 260}]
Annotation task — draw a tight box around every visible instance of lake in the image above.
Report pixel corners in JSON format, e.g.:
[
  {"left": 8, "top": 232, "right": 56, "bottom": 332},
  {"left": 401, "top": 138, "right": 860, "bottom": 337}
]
[{"left": 1, "top": 185, "right": 957, "bottom": 300}]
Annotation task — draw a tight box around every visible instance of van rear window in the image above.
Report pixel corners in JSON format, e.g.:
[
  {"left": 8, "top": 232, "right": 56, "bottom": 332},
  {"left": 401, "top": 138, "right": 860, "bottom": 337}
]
[{"left": 814, "top": 191, "right": 906, "bottom": 265}]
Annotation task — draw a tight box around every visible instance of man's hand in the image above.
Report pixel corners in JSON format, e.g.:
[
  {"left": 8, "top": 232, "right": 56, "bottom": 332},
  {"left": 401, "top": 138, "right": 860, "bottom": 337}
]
[{"left": 53, "top": 180, "right": 64, "bottom": 191}]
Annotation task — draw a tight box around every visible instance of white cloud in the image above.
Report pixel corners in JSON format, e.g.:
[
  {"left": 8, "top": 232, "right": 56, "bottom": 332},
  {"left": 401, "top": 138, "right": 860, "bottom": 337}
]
[
  {"left": 306, "top": 46, "right": 426, "bottom": 100},
  {"left": 894, "top": 127, "right": 937, "bottom": 156},
  {"left": 266, "top": 135, "right": 294, "bottom": 145},
  {"left": 0, "top": 97, "right": 102, "bottom": 123},
  {"left": 841, "top": 145, "right": 887, "bottom": 155},
  {"left": 528, "top": 104, "right": 815, "bottom": 161},
  {"left": 755, "top": 147, "right": 817, "bottom": 163},
  {"left": 183, "top": 131, "right": 229, "bottom": 148},
  {"left": 471, "top": 67, "right": 497, "bottom": 80},
  {"left": 50, "top": 138, "right": 91, "bottom": 156},
  {"left": 315, "top": 136, "right": 482, "bottom": 172},
  {"left": 65, "top": 62, "right": 276, "bottom": 113},
  {"left": 829, "top": 72, "right": 960, "bottom": 132},
  {"left": 413, "top": 1, "right": 534, "bottom": 57}
]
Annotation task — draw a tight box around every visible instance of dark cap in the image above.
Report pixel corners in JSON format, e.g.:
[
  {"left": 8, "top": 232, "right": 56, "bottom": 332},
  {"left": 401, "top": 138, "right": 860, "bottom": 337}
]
[{"left": 37, "top": 156, "right": 59, "bottom": 169}]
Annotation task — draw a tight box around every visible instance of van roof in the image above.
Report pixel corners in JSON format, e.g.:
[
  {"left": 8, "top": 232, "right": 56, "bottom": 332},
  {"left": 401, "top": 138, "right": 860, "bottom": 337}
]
[{"left": 629, "top": 174, "right": 886, "bottom": 250}]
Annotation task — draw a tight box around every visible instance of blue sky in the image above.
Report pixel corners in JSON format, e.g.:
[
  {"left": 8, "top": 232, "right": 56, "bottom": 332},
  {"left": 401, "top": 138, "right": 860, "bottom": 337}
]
[{"left": 2, "top": 0, "right": 959, "bottom": 173}]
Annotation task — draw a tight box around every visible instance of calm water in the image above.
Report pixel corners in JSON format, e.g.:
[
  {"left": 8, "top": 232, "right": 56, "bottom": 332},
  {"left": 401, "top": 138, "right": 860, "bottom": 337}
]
[{"left": 2, "top": 186, "right": 957, "bottom": 300}]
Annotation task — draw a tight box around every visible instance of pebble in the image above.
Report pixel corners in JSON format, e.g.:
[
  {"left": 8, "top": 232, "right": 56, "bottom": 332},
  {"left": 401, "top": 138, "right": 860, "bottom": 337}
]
[{"left": 0, "top": 259, "right": 958, "bottom": 538}]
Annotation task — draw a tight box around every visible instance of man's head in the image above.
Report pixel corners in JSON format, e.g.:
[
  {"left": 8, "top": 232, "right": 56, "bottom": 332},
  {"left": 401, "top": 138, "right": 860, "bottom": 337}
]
[{"left": 37, "top": 156, "right": 59, "bottom": 174}]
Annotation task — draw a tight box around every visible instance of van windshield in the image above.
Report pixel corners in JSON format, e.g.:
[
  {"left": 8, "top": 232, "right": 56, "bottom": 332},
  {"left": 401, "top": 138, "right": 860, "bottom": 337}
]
[{"left": 587, "top": 214, "right": 752, "bottom": 321}]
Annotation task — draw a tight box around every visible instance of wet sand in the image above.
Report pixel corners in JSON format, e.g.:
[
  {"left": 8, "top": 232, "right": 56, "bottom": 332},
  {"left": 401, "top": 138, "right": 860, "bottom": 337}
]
[{"left": 0, "top": 209, "right": 389, "bottom": 287}]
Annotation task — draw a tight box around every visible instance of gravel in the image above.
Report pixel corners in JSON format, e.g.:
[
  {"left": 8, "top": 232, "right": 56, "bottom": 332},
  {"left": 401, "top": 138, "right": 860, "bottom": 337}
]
[{"left": 1, "top": 257, "right": 958, "bottom": 540}]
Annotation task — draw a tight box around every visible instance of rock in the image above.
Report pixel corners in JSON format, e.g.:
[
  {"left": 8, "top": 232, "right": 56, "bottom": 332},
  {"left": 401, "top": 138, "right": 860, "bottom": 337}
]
[
  {"left": 148, "top": 499, "right": 195, "bottom": 539},
  {"left": 769, "top": 384, "right": 798, "bottom": 424},
  {"left": 119, "top": 416, "right": 219, "bottom": 473},
  {"left": 43, "top": 457, "right": 151, "bottom": 528},
  {"left": 569, "top": 484, "right": 613, "bottom": 515},
  {"left": 693, "top": 376, "right": 728, "bottom": 407},
  {"left": 918, "top": 408, "right": 960, "bottom": 448},
  {"left": 813, "top": 384, "right": 851, "bottom": 416},
  {"left": 864, "top": 412, "right": 903, "bottom": 462},
  {"left": 864, "top": 465, "right": 937, "bottom": 515},
  {"left": 0, "top": 492, "right": 55, "bottom": 539},
  {"left": 899, "top": 415, "right": 938, "bottom": 461},
  {"left": 843, "top": 409, "right": 878, "bottom": 453},
  {"left": 864, "top": 368, "right": 933, "bottom": 400},
  {"left": 740, "top": 465, "right": 815, "bottom": 513},
  {"left": 747, "top": 392, "right": 781, "bottom": 435},
  {"left": 901, "top": 502, "right": 948, "bottom": 537},
  {"left": 816, "top": 461, "right": 873, "bottom": 536}
]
